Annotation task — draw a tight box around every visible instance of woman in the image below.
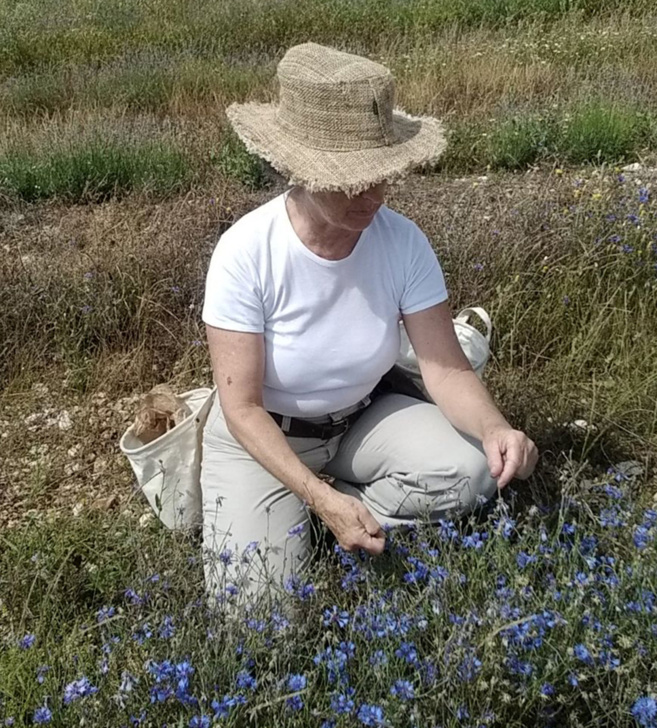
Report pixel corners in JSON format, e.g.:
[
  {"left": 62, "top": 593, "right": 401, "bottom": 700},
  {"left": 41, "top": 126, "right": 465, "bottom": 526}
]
[{"left": 201, "top": 42, "right": 538, "bottom": 599}]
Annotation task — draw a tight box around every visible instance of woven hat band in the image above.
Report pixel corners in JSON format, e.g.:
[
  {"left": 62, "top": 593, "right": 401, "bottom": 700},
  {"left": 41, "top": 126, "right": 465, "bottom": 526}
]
[{"left": 276, "top": 75, "right": 397, "bottom": 152}]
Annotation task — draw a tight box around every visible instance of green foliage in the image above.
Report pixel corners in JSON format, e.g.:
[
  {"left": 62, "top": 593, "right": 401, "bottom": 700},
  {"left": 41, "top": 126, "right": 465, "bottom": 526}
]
[
  {"left": 485, "top": 115, "right": 555, "bottom": 169},
  {"left": 0, "top": 0, "right": 654, "bottom": 77},
  {"left": 0, "top": 136, "right": 193, "bottom": 202},
  {"left": 211, "top": 131, "right": 269, "bottom": 191},
  {"left": 560, "top": 103, "right": 651, "bottom": 164}
]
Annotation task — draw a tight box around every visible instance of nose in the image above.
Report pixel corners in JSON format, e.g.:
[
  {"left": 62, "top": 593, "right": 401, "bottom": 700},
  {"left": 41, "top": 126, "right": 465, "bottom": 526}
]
[{"left": 360, "top": 182, "right": 387, "bottom": 205}]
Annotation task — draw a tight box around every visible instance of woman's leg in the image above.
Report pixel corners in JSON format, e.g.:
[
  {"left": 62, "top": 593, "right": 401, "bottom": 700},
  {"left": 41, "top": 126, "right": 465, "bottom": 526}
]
[
  {"left": 324, "top": 393, "right": 498, "bottom": 528},
  {"left": 201, "top": 396, "right": 339, "bottom": 602}
]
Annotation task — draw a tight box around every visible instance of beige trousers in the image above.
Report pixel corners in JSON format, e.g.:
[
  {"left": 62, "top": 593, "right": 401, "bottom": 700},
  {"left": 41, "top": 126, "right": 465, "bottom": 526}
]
[{"left": 200, "top": 392, "right": 498, "bottom": 600}]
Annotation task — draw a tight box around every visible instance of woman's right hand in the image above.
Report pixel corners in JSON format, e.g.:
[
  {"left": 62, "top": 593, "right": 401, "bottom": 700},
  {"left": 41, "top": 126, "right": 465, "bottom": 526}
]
[{"left": 314, "top": 489, "right": 386, "bottom": 555}]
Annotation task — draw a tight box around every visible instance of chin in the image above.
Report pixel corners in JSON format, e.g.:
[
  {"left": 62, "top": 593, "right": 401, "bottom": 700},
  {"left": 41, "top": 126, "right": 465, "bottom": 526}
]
[{"left": 345, "top": 213, "right": 376, "bottom": 231}]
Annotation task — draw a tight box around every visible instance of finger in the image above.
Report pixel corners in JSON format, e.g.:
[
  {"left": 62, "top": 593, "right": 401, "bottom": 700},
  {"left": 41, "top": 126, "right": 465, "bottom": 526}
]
[
  {"left": 516, "top": 441, "right": 539, "bottom": 479},
  {"left": 483, "top": 440, "right": 504, "bottom": 479},
  {"left": 361, "top": 506, "right": 383, "bottom": 537},
  {"left": 359, "top": 509, "right": 386, "bottom": 554},
  {"left": 362, "top": 531, "right": 386, "bottom": 556},
  {"left": 497, "top": 447, "right": 523, "bottom": 488}
]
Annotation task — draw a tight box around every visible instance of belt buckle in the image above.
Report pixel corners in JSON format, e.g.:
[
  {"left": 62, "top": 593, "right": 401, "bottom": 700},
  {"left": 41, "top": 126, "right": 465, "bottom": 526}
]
[{"left": 321, "top": 418, "right": 349, "bottom": 439}]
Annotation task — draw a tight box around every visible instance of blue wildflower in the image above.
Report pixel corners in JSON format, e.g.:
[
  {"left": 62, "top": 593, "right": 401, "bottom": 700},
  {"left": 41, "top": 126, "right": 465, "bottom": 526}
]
[
  {"left": 19, "top": 633, "right": 36, "bottom": 649},
  {"left": 236, "top": 671, "right": 257, "bottom": 691},
  {"left": 369, "top": 650, "right": 388, "bottom": 668},
  {"left": 272, "top": 611, "right": 290, "bottom": 632},
  {"left": 323, "top": 606, "right": 350, "bottom": 628},
  {"left": 219, "top": 548, "right": 233, "bottom": 565},
  {"left": 286, "top": 695, "right": 304, "bottom": 711},
  {"left": 211, "top": 694, "right": 245, "bottom": 719},
  {"left": 96, "top": 606, "right": 115, "bottom": 623},
  {"left": 33, "top": 706, "right": 52, "bottom": 724},
  {"left": 631, "top": 696, "right": 657, "bottom": 727},
  {"left": 634, "top": 526, "right": 653, "bottom": 550},
  {"left": 284, "top": 574, "right": 315, "bottom": 600},
  {"left": 394, "top": 641, "right": 418, "bottom": 665},
  {"left": 573, "top": 644, "right": 594, "bottom": 666},
  {"left": 461, "top": 532, "right": 487, "bottom": 549},
  {"left": 437, "top": 519, "right": 458, "bottom": 542},
  {"left": 246, "top": 617, "right": 266, "bottom": 633},
  {"left": 158, "top": 615, "right": 175, "bottom": 639},
  {"left": 189, "top": 717, "right": 210, "bottom": 728},
  {"left": 124, "top": 588, "right": 144, "bottom": 606},
  {"left": 458, "top": 652, "right": 483, "bottom": 682},
  {"left": 516, "top": 551, "right": 537, "bottom": 569},
  {"left": 599, "top": 650, "right": 620, "bottom": 670},
  {"left": 456, "top": 705, "right": 470, "bottom": 720},
  {"left": 639, "top": 187, "right": 650, "bottom": 204},
  {"left": 132, "top": 622, "right": 152, "bottom": 645},
  {"left": 390, "top": 679, "right": 415, "bottom": 701},
  {"left": 506, "top": 655, "right": 533, "bottom": 677},
  {"left": 599, "top": 506, "right": 627, "bottom": 528},
  {"left": 540, "top": 683, "right": 556, "bottom": 697},
  {"left": 330, "top": 689, "right": 355, "bottom": 715},
  {"left": 287, "top": 523, "right": 305, "bottom": 537},
  {"left": 287, "top": 674, "right": 307, "bottom": 692},
  {"left": 357, "top": 703, "right": 384, "bottom": 726},
  {"left": 149, "top": 659, "right": 174, "bottom": 683},
  {"left": 63, "top": 676, "right": 98, "bottom": 705},
  {"left": 643, "top": 510, "right": 657, "bottom": 526}
]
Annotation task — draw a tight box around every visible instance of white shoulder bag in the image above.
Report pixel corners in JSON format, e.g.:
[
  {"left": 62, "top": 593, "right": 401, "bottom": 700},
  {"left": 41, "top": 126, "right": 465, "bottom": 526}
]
[
  {"left": 397, "top": 306, "right": 492, "bottom": 401},
  {"left": 119, "top": 387, "right": 216, "bottom": 530}
]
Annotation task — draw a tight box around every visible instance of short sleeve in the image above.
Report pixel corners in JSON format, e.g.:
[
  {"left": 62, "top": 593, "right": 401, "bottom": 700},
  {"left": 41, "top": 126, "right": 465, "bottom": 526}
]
[
  {"left": 202, "top": 234, "right": 265, "bottom": 332},
  {"left": 400, "top": 228, "right": 449, "bottom": 315}
]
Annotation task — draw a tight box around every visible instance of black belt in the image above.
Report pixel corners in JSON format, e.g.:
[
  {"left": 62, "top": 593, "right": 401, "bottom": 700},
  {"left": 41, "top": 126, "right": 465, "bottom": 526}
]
[
  {"left": 268, "top": 406, "right": 367, "bottom": 439},
  {"left": 268, "top": 366, "right": 428, "bottom": 439}
]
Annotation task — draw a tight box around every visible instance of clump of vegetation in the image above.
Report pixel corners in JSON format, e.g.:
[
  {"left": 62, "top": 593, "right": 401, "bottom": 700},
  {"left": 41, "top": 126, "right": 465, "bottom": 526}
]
[{"left": 1, "top": 466, "right": 655, "bottom": 727}]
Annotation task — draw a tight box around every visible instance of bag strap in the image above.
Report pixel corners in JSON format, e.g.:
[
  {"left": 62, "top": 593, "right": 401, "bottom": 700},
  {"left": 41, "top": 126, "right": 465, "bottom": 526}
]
[{"left": 455, "top": 307, "right": 492, "bottom": 343}]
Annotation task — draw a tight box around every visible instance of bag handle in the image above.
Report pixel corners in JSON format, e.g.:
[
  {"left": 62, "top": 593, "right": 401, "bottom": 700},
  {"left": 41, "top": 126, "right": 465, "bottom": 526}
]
[{"left": 455, "top": 307, "right": 492, "bottom": 343}]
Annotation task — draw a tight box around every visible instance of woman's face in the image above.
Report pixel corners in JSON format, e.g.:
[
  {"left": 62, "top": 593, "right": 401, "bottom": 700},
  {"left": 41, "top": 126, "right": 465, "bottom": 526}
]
[{"left": 304, "top": 182, "right": 388, "bottom": 232}]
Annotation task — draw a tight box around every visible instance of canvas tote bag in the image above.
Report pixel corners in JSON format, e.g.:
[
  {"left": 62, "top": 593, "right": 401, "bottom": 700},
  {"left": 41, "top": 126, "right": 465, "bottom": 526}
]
[
  {"left": 120, "top": 387, "right": 216, "bottom": 530},
  {"left": 397, "top": 306, "right": 492, "bottom": 401}
]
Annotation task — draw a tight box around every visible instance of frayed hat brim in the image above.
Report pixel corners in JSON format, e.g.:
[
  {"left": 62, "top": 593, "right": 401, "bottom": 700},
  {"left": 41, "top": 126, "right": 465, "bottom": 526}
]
[{"left": 226, "top": 102, "right": 447, "bottom": 196}]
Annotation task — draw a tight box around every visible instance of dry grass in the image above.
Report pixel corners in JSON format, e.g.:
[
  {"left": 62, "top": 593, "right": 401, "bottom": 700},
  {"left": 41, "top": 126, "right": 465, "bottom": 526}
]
[{"left": 2, "top": 168, "right": 656, "bottom": 530}]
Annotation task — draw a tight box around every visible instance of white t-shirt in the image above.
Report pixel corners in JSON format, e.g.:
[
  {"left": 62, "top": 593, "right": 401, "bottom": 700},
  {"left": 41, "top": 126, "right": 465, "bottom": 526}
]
[{"left": 202, "top": 190, "right": 448, "bottom": 417}]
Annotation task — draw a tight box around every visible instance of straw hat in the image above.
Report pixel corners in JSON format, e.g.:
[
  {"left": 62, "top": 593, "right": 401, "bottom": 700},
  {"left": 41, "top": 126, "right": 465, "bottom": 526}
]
[{"left": 226, "top": 42, "right": 447, "bottom": 197}]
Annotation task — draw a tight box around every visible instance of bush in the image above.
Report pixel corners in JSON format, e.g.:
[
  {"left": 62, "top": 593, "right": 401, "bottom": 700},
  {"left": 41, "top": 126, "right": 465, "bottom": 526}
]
[
  {"left": 0, "top": 136, "right": 193, "bottom": 202},
  {"left": 560, "top": 103, "right": 650, "bottom": 165}
]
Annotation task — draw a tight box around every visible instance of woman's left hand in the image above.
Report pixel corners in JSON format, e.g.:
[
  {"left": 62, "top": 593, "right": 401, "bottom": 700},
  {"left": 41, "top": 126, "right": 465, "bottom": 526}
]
[{"left": 482, "top": 427, "right": 538, "bottom": 489}]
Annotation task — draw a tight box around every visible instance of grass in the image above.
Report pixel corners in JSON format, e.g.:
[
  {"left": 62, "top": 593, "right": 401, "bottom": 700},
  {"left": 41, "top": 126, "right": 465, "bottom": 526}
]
[{"left": 2, "top": 3, "right": 657, "bottom": 201}]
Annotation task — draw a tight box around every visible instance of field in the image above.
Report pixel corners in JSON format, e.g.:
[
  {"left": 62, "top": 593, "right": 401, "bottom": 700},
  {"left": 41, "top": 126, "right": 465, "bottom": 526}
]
[{"left": 1, "top": 0, "right": 657, "bottom": 726}]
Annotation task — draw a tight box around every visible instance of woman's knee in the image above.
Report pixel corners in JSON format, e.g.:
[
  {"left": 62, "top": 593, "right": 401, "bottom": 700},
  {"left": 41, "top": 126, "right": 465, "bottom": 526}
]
[{"left": 365, "top": 449, "right": 497, "bottom": 522}]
